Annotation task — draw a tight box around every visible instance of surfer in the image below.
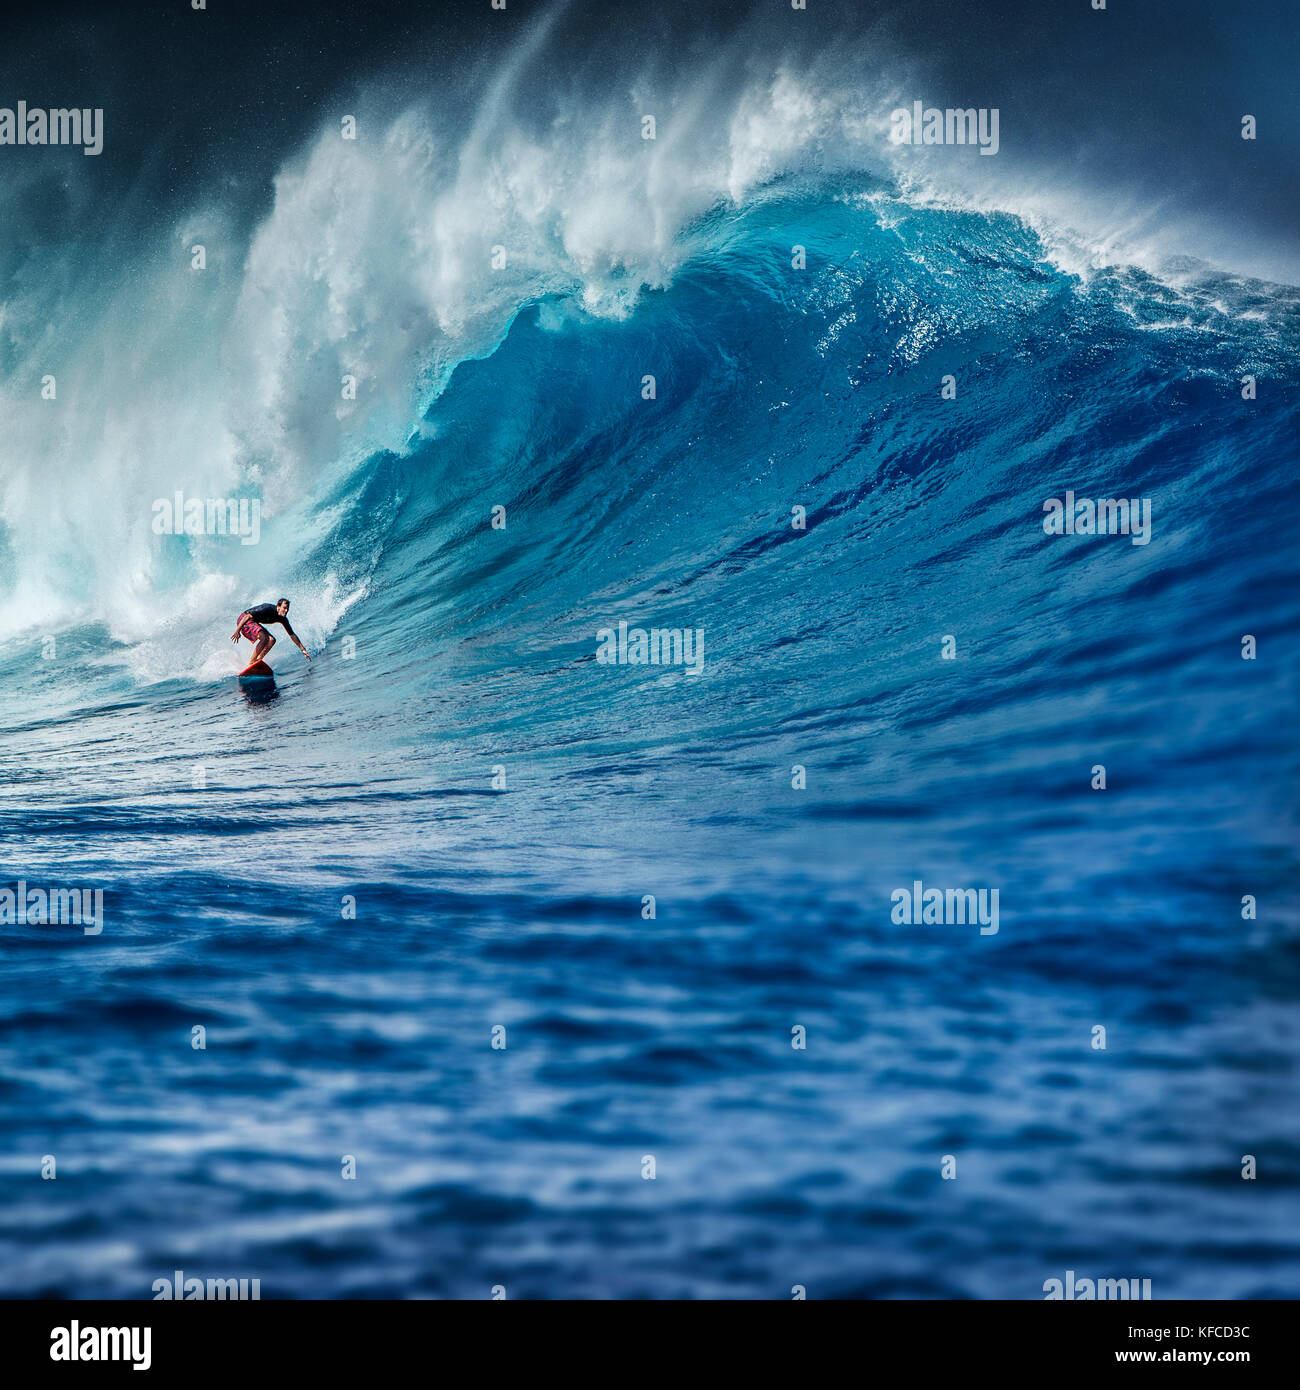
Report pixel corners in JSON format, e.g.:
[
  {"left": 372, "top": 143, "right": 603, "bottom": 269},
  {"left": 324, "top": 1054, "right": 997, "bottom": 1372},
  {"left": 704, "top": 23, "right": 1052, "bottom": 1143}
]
[{"left": 231, "top": 598, "right": 311, "bottom": 670}]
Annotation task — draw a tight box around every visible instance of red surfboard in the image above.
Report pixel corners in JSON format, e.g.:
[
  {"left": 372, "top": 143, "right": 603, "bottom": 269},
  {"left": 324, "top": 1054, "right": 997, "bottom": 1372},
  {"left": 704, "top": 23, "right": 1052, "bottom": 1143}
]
[{"left": 237, "top": 660, "right": 274, "bottom": 678}]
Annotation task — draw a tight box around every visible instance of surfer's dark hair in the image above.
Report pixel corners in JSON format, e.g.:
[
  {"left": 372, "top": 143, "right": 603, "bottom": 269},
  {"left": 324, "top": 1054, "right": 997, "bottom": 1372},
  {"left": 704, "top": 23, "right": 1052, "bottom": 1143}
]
[{"left": 277, "top": 597, "right": 289, "bottom": 606}]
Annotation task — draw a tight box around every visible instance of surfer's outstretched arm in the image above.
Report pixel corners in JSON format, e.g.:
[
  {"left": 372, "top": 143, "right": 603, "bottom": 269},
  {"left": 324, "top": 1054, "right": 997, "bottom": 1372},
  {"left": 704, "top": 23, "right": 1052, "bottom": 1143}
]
[
  {"left": 281, "top": 619, "right": 312, "bottom": 661},
  {"left": 231, "top": 612, "right": 249, "bottom": 642}
]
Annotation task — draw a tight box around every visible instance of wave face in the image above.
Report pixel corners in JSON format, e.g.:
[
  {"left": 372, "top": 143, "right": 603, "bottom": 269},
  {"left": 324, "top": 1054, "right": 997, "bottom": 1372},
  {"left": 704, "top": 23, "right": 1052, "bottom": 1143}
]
[{"left": 2, "top": 15, "right": 1299, "bottom": 1299}]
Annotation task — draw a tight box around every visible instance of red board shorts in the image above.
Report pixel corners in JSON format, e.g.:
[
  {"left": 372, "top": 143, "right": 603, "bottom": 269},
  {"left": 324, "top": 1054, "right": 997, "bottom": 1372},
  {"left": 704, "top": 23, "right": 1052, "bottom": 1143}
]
[{"left": 239, "top": 618, "right": 267, "bottom": 642}]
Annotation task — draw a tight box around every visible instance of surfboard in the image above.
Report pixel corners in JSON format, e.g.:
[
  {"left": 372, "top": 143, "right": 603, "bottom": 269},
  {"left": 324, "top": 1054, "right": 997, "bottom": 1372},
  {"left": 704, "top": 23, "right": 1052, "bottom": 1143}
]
[{"left": 237, "top": 660, "right": 274, "bottom": 678}]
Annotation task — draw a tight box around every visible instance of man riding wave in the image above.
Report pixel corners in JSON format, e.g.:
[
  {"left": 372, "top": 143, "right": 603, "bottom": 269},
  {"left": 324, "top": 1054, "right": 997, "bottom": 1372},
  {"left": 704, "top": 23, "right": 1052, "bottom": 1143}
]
[{"left": 232, "top": 598, "right": 311, "bottom": 669}]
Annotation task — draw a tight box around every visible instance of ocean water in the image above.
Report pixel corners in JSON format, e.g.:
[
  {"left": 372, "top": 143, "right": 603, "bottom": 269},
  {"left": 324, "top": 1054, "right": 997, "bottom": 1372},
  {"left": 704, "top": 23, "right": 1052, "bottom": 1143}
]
[{"left": 1, "top": 5, "right": 1299, "bottom": 1300}]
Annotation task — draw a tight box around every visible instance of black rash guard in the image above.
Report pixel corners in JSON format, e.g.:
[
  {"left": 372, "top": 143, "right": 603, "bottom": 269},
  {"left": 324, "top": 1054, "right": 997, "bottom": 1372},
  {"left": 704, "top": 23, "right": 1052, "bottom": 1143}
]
[{"left": 244, "top": 603, "right": 298, "bottom": 639}]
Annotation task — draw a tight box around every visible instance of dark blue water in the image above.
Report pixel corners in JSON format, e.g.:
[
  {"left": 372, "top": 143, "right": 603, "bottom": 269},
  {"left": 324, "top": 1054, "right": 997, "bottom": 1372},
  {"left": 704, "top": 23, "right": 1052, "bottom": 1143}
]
[{"left": 2, "top": 173, "right": 1298, "bottom": 1297}]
